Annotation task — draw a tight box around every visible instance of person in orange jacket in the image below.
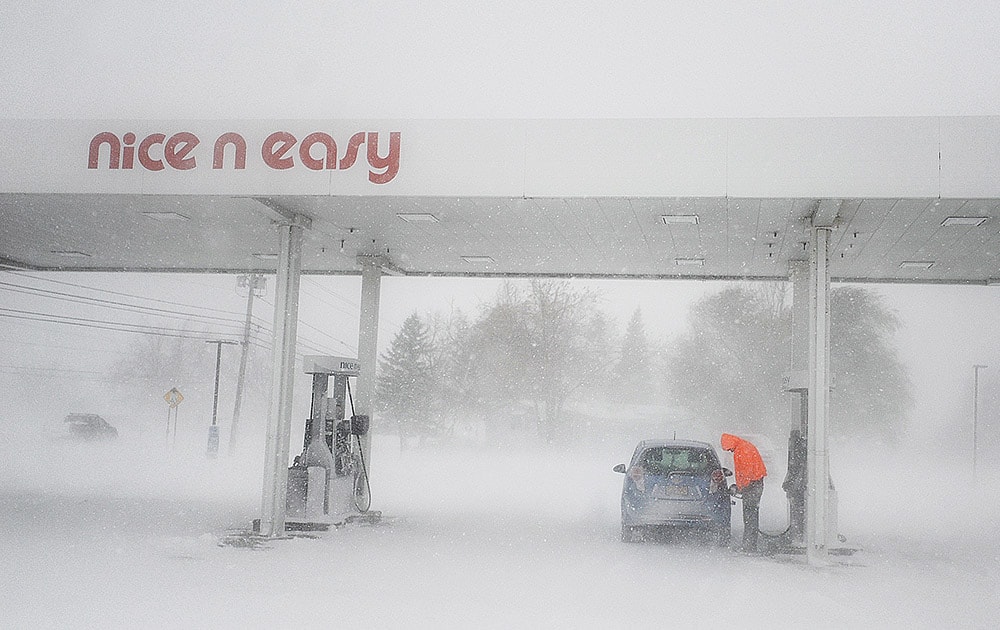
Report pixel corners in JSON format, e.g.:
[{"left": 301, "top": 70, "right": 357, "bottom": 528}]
[{"left": 720, "top": 433, "right": 767, "bottom": 552}]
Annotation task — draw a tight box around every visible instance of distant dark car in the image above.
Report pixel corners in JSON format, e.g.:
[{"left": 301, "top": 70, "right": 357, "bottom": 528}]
[
  {"left": 614, "top": 439, "right": 732, "bottom": 544},
  {"left": 62, "top": 413, "right": 118, "bottom": 441}
]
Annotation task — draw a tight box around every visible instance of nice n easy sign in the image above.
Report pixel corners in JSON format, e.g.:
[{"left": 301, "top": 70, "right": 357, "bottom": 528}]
[
  {"left": 87, "top": 128, "right": 401, "bottom": 184},
  {"left": 0, "top": 119, "right": 533, "bottom": 197}
]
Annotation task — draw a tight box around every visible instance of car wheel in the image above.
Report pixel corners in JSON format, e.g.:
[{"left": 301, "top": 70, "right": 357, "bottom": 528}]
[{"left": 621, "top": 524, "right": 640, "bottom": 543}]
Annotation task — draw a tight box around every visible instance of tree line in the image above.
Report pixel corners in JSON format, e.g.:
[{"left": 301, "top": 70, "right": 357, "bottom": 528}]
[
  {"left": 376, "top": 280, "right": 910, "bottom": 448},
  {"left": 106, "top": 278, "right": 910, "bottom": 452}
]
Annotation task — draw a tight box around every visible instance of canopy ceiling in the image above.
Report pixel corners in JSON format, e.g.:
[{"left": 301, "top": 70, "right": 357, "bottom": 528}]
[{"left": 3, "top": 193, "right": 1000, "bottom": 284}]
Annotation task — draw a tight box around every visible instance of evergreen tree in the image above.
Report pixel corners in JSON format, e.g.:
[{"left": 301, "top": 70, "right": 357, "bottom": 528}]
[
  {"left": 376, "top": 312, "right": 437, "bottom": 446},
  {"left": 615, "top": 308, "right": 653, "bottom": 402}
]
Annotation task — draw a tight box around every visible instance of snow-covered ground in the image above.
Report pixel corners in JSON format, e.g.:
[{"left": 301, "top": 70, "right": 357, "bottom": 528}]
[{"left": 1, "top": 430, "right": 997, "bottom": 629}]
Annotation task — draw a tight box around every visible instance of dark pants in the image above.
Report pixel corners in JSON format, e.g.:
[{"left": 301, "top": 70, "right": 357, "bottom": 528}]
[{"left": 741, "top": 479, "right": 764, "bottom": 551}]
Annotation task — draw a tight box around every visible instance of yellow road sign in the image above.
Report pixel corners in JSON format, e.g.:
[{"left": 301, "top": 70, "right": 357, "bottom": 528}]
[{"left": 164, "top": 387, "right": 184, "bottom": 408}]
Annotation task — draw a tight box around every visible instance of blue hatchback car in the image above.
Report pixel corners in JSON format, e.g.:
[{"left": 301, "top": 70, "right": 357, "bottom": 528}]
[{"left": 614, "top": 439, "right": 732, "bottom": 544}]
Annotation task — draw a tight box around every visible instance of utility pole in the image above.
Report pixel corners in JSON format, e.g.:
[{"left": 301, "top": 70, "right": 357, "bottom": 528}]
[
  {"left": 973, "top": 364, "right": 987, "bottom": 483},
  {"left": 206, "top": 340, "right": 237, "bottom": 458},
  {"left": 229, "top": 273, "right": 264, "bottom": 456}
]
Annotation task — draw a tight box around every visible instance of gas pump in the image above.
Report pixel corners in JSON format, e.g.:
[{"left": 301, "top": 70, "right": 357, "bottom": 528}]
[
  {"left": 779, "top": 372, "right": 809, "bottom": 546},
  {"left": 778, "top": 371, "right": 838, "bottom": 550},
  {"left": 286, "top": 355, "right": 372, "bottom": 528}
]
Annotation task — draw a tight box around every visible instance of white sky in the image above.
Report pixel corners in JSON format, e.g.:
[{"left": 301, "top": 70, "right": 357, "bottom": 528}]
[{"left": 2, "top": 2, "right": 999, "bottom": 120}]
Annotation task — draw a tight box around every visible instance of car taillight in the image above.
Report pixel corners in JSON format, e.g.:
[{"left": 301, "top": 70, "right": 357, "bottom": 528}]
[
  {"left": 710, "top": 468, "right": 724, "bottom": 493},
  {"left": 629, "top": 466, "right": 646, "bottom": 493}
]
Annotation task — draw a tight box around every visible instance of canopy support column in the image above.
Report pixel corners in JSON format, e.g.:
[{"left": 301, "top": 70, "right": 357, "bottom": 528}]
[
  {"left": 355, "top": 258, "right": 382, "bottom": 470},
  {"left": 784, "top": 261, "right": 810, "bottom": 544},
  {"left": 806, "top": 226, "right": 832, "bottom": 564},
  {"left": 259, "top": 216, "right": 308, "bottom": 537}
]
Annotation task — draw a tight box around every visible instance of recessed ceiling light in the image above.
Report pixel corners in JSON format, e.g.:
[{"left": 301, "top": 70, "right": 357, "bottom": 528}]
[
  {"left": 674, "top": 258, "right": 705, "bottom": 266},
  {"left": 660, "top": 215, "right": 699, "bottom": 225},
  {"left": 461, "top": 256, "right": 495, "bottom": 264},
  {"left": 899, "top": 261, "right": 934, "bottom": 269},
  {"left": 252, "top": 253, "right": 279, "bottom": 261},
  {"left": 397, "top": 213, "right": 439, "bottom": 223},
  {"left": 941, "top": 216, "right": 988, "bottom": 227},
  {"left": 51, "top": 250, "right": 91, "bottom": 258},
  {"left": 141, "top": 211, "right": 191, "bottom": 221}
]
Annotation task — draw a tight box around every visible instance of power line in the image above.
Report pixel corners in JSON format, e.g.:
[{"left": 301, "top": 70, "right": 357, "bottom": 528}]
[
  {"left": 0, "top": 281, "right": 249, "bottom": 327},
  {"left": 0, "top": 309, "right": 330, "bottom": 358},
  {"left": 0, "top": 335, "right": 131, "bottom": 355},
  {"left": 301, "top": 276, "right": 360, "bottom": 313},
  {"left": 0, "top": 339, "right": 341, "bottom": 382},
  {"left": 1, "top": 365, "right": 113, "bottom": 376},
  {"left": 19, "top": 272, "right": 357, "bottom": 352},
  {"left": 0, "top": 368, "right": 204, "bottom": 384},
  {"left": 6, "top": 271, "right": 251, "bottom": 318},
  {"left": 255, "top": 294, "right": 357, "bottom": 355},
  {"left": 297, "top": 319, "right": 357, "bottom": 354},
  {"left": 3, "top": 273, "right": 356, "bottom": 356},
  {"left": 0, "top": 308, "right": 243, "bottom": 342},
  {"left": 302, "top": 276, "right": 360, "bottom": 306}
]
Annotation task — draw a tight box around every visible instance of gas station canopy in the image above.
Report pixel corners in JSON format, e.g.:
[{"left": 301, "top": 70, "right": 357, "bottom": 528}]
[
  {"left": 2, "top": 116, "right": 1000, "bottom": 283},
  {"left": 5, "top": 115, "right": 999, "bottom": 554}
]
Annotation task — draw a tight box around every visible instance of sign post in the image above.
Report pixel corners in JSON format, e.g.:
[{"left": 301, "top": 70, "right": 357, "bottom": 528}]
[
  {"left": 973, "top": 364, "right": 987, "bottom": 483},
  {"left": 230, "top": 273, "right": 265, "bottom": 456},
  {"left": 163, "top": 387, "right": 184, "bottom": 448},
  {"left": 206, "top": 341, "right": 237, "bottom": 458}
]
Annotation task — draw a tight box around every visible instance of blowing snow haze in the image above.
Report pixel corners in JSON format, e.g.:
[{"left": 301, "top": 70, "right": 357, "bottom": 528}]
[
  {"left": 2, "top": 3, "right": 1000, "bottom": 119},
  {"left": 3, "top": 2, "right": 1000, "bottom": 628},
  {"left": 3, "top": 274, "right": 1000, "bottom": 627}
]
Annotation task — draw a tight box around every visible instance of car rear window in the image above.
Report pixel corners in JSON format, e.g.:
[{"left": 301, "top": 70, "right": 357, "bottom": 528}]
[{"left": 639, "top": 447, "right": 717, "bottom": 474}]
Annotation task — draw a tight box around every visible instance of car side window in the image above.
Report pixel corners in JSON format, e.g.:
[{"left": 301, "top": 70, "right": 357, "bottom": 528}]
[{"left": 641, "top": 449, "right": 663, "bottom": 473}]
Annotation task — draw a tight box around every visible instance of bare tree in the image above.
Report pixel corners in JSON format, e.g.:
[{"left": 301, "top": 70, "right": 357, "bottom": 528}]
[{"left": 665, "top": 283, "right": 910, "bottom": 442}]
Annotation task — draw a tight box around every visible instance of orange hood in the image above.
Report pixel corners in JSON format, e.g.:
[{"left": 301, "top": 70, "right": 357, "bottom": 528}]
[{"left": 720, "top": 433, "right": 767, "bottom": 489}]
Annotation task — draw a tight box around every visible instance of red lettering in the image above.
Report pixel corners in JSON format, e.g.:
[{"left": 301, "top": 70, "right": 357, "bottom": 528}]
[
  {"left": 213, "top": 132, "right": 247, "bottom": 169},
  {"left": 87, "top": 129, "right": 400, "bottom": 179},
  {"left": 88, "top": 132, "right": 121, "bottom": 169},
  {"left": 262, "top": 131, "right": 296, "bottom": 170},
  {"left": 339, "top": 132, "right": 366, "bottom": 169},
  {"left": 299, "top": 132, "right": 337, "bottom": 170},
  {"left": 367, "top": 132, "right": 400, "bottom": 184},
  {"left": 138, "top": 133, "right": 166, "bottom": 171},
  {"left": 121, "top": 133, "right": 136, "bottom": 169},
  {"left": 164, "top": 132, "right": 198, "bottom": 170}
]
